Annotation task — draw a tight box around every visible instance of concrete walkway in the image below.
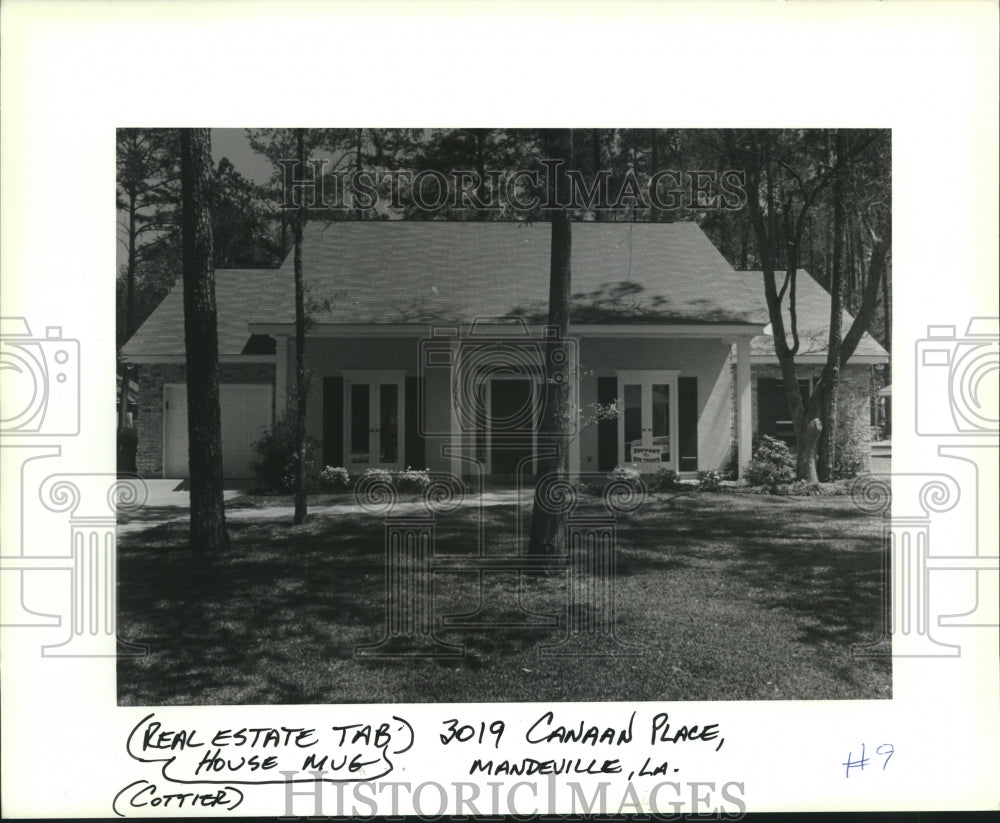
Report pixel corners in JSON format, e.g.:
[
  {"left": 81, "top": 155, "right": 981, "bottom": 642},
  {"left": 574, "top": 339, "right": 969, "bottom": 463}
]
[
  {"left": 870, "top": 439, "right": 891, "bottom": 474},
  {"left": 119, "top": 481, "right": 527, "bottom": 536}
]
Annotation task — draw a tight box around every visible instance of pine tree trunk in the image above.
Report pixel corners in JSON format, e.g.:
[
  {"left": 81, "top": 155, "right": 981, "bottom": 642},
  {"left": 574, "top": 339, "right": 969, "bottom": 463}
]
[
  {"left": 819, "top": 131, "right": 847, "bottom": 482},
  {"left": 591, "top": 129, "right": 603, "bottom": 222},
  {"left": 881, "top": 253, "right": 891, "bottom": 352},
  {"left": 650, "top": 128, "right": 659, "bottom": 222},
  {"left": 529, "top": 129, "right": 573, "bottom": 557},
  {"left": 180, "top": 128, "right": 228, "bottom": 552},
  {"left": 119, "top": 188, "right": 138, "bottom": 430},
  {"left": 293, "top": 129, "right": 309, "bottom": 524}
]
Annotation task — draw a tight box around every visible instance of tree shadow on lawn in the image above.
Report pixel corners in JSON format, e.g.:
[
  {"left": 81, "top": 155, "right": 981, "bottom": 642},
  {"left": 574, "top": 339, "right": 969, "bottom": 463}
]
[
  {"left": 118, "top": 514, "right": 394, "bottom": 704},
  {"left": 615, "top": 494, "right": 887, "bottom": 649},
  {"left": 118, "top": 493, "right": 888, "bottom": 704},
  {"left": 118, "top": 507, "right": 558, "bottom": 704}
]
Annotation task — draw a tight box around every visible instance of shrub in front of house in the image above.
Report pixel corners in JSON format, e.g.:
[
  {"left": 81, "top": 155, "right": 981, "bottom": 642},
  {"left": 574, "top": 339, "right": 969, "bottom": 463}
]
[
  {"left": 609, "top": 465, "right": 643, "bottom": 490},
  {"left": 574, "top": 480, "right": 605, "bottom": 497},
  {"left": 833, "top": 451, "right": 866, "bottom": 480},
  {"left": 318, "top": 465, "right": 351, "bottom": 491},
  {"left": 697, "top": 470, "right": 723, "bottom": 492},
  {"left": 251, "top": 419, "right": 318, "bottom": 492},
  {"left": 647, "top": 467, "right": 680, "bottom": 492},
  {"left": 361, "top": 468, "right": 393, "bottom": 487},
  {"left": 772, "top": 480, "right": 845, "bottom": 497},
  {"left": 745, "top": 435, "right": 796, "bottom": 488},
  {"left": 394, "top": 467, "right": 432, "bottom": 492}
]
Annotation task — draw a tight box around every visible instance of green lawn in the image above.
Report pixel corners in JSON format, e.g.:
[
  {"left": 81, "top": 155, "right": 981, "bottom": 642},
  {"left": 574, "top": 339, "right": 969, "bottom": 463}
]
[{"left": 117, "top": 492, "right": 891, "bottom": 704}]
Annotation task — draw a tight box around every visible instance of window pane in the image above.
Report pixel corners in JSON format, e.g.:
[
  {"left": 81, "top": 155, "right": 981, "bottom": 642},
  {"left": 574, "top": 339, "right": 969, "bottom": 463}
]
[
  {"left": 350, "top": 383, "right": 369, "bottom": 464},
  {"left": 379, "top": 383, "right": 398, "bottom": 463},
  {"left": 652, "top": 383, "right": 670, "bottom": 461},
  {"left": 623, "top": 383, "right": 642, "bottom": 462}
]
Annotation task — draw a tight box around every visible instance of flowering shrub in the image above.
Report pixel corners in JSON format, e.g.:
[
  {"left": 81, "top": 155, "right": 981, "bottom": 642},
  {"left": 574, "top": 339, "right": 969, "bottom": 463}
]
[
  {"left": 318, "top": 465, "right": 351, "bottom": 491},
  {"left": 361, "top": 468, "right": 393, "bottom": 486},
  {"left": 647, "top": 467, "right": 680, "bottom": 492},
  {"left": 395, "top": 467, "right": 432, "bottom": 492},
  {"left": 697, "top": 470, "right": 723, "bottom": 492},
  {"left": 744, "top": 435, "right": 795, "bottom": 488},
  {"left": 609, "top": 465, "right": 643, "bottom": 489},
  {"left": 591, "top": 400, "right": 622, "bottom": 422}
]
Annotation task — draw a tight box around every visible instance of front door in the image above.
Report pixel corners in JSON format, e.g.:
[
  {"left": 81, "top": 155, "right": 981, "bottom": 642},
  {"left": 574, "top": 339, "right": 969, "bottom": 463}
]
[
  {"left": 489, "top": 376, "right": 536, "bottom": 477},
  {"left": 617, "top": 370, "right": 680, "bottom": 473},
  {"left": 343, "top": 371, "right": 404, "bottom": 473}
]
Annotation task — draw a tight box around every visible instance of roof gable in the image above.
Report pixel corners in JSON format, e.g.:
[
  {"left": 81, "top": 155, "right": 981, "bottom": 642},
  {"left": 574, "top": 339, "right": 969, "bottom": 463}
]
[
  {"left": 745, "top": 270, "right": 889, "bottom": 359},
  {"left": 122, "top": 269, "right": 275, "bottom": 357}
]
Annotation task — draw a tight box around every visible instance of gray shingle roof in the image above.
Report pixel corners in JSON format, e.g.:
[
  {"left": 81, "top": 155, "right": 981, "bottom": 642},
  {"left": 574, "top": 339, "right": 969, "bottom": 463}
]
[
  {"left": 250, "top": 220, "right": 769, "bottom": 327},
  {"left": 122, "top": 269, "right": 275, "bottom": 357},
  {"left": 124, "top": 225, "right": 887, "bottom": 363},
  {"left": 744, "top": 270, "right": 889, "bottom": 359}
]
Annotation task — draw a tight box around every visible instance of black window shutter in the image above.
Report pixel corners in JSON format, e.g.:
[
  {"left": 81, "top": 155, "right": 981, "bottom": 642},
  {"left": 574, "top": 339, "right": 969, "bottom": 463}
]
[
  {"left": 322, "top": 377, "right": 344, "bottom": 467},
  {"left": 405, "top": 377, "right": 425, "bottom": 469},
  {"left": 597, "top": 377, "right": 618, "bottom": 472},
  {"left": 757, "top": 377, "right": 778, "bottom": 436},
  {"left": 678, "top": 376, "right": 699, "bottom": 472}
]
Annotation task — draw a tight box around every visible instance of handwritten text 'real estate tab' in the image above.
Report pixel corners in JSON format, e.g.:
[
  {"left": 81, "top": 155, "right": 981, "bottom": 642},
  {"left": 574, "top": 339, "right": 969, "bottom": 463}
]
[{"left": 126, "top": 712, "right": 415, "bottom": 784}]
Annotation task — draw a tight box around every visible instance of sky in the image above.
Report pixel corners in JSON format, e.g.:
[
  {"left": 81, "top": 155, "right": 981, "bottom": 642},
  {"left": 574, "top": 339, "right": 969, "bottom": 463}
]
[
  {"left": 117, "top": 129, "right": 273, "bottom": 270},
  {"left": 211, "top": 128, "right": 273, "bottom": 185}
]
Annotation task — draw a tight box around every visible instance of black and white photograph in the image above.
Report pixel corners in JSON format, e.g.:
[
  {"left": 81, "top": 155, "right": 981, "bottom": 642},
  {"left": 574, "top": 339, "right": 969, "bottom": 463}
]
[{"left": 115, "top": 127, "right": 895, "bottom": 706}]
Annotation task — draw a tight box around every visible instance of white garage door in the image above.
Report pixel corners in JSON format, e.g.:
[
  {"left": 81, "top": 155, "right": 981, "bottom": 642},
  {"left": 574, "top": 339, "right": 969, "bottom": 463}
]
[{"left": 163, "top": 384, "right": 273, "bottom": 479}]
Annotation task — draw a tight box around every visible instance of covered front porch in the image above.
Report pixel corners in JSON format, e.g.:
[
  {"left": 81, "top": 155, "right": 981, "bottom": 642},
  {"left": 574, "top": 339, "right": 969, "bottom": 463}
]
[{"left": 265, "top": 321, "right": 761, "bottom": 481}]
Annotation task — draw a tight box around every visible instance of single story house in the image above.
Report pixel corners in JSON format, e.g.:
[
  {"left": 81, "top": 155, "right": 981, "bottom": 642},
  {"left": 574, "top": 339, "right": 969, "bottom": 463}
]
[{"left": 123, "top": 221, "right": 888, "bottom": 481}]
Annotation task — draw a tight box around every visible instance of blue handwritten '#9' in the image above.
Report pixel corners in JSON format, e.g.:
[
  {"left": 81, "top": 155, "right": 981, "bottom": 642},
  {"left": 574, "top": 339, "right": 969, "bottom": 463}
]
[{"left": 843, "top": 743, "right": 894, "bottom": 778}]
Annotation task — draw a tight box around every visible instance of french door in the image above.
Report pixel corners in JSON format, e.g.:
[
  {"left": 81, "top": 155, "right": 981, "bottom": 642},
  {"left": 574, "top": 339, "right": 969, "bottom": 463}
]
[
  {"left": 487, "top": 376, "right": 538, "bottom": 477},
  {"left": 343, "top": 371, "right": 405, "bottom": 473},
  {"left": 617, "top": 370, "right": 680, "bottom": 473}
]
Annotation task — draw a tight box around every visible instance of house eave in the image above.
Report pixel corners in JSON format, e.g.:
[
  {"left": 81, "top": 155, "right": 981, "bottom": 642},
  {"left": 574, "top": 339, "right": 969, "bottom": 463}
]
[
  {"left": 122, "top": 354, "right": 277, "bottom": 365},
  {"left": 749, "top": 354, "right": 890, "bottom": 365},
  {"left": 248, "top": 322, "right": 766, "bottom": 339}
]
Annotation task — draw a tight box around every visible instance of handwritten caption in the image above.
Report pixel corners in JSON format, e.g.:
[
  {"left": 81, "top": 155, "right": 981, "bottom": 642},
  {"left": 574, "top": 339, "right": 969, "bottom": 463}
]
[
  {"left": 117, "top": 709, "right": 729, "bottom": 815},
  {"left": 126, "top": 712, "right": 414, "bottom": 785},
  {"left": 445, "top": 710, "right": 725, "bottom": 780}
]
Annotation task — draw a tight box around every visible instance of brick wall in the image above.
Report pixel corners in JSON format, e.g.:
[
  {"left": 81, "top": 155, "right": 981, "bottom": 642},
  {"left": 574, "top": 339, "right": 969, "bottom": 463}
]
[
  {"left": 747, "top": 361, "right": 873, "bottom": 472},
  {"left": 135, "top": 362, "right": 275, "bottom": 477}
]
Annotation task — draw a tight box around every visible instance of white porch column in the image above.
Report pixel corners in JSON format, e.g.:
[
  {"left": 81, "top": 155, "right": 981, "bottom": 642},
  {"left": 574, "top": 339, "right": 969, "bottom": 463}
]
[
  {"left": 568, "top": 343, "right": 581, "bottom": 480},
  {"left": 275, "top": 335, "right": 288, "bottom": 420},
  {"left": 736, "top": 337, "right": 752, "bottom": 477}
]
